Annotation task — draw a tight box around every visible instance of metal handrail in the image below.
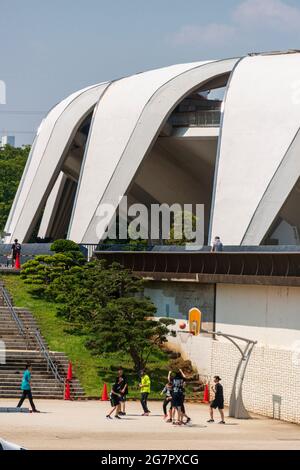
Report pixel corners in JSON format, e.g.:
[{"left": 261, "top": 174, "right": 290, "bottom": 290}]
[
  {"left": 0, "top": 285, "right": 25, "bottom": 337},
  {"left": 34, "top": 329, "right": 64, "bottom": 387},
  {"left": 169, "top": 110, "right": 221, "bottom": 127},
  {"left": 0, "top": 284, "right": 64, "bottom": 388}
]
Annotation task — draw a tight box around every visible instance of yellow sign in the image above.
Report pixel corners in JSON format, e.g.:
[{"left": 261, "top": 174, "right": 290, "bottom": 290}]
[{"left": 188, "top": 308, "right": 201, "bottom": 335}]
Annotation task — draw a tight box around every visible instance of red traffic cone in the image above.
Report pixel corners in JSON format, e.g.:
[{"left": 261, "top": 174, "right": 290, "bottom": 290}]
[
  {"left": 101, "top": 383, "right": 109, "bottom": 401},
  {"left": 15, "top": 253, "right": 21, "bottom": 270},
  {"left": 64, "top": 381, "right": 71, "bottom": 400},
  {"left": 67, "top": 362, "right": 73, "bottom": 381},
  {"left": 203, "top": 383, "right": 210, "bottom": 403}
]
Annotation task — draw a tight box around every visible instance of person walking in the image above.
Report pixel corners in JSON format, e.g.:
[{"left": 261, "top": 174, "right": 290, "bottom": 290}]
[
  {"left": 139, "top": 369, "right": 151, "bottom": 416},
  {"left": 211, "top": 236, "right": 223, "bottom": 252},
  {"left": 117, "top": 367, "right": 128, "bottom": 416},
  {"left": 161, "top": 381, "right": 173, "bottom": 421},
  {"left": 106, "top": 376, "right": 123, "bottom": 420},
  {"left": 11, "top": 239, "right": 21, "bottom": 268},
  {"left": 207, "top": 376, "right": 225, "bottom": 424},
  {"left": 17, "top": 364, "right": 39, "bottom": 413}
]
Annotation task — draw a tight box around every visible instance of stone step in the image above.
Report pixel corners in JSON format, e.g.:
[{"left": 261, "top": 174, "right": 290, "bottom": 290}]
[{"left": 0, "top": 285, "right": 85, "bottom": 399}]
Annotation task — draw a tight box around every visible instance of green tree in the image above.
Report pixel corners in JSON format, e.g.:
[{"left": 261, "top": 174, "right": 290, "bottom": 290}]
[
  {"left": 52, "top": 260, "right": 144, "bottom": 323},
  {"left": 21, "top": 250, "right": 176, "bottom": 370},
  {"left": 0, "top": 144, "right": 30, "bottom": 232},
  {"left": 87, "top": 297, "right": 175, "bottom": 371},
  {"left": 21, "top": 239, "right": 85, "bottom": 298}
]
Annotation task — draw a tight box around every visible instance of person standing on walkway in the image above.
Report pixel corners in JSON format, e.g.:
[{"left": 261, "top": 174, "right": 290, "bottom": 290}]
[
  {"left": 168, "top": 369, "right": 186, "bottom": 425},
  {"left": 117, "top": 367, "right": 128, "bottom": 416},
  {"left": 11, "top": 239, "right": 21, "bottom": 268},
  {"left": 207, "top": 376, "right": 225, "bottom": 424},
  {"left": 17, "top": 364, "right": 39, "bottom": 413},
  {"left": 211, "top": 236, "right": 223, "bottom": 252},
  {"left": 139, "top": 369, "right": 151, "bottom": 416},
  {"left": 161, "top": 381, "right": 173, "bottom": 421}
]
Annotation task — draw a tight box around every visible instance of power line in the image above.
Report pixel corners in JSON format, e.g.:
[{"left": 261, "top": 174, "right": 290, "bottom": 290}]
[
  {"left": 0, "top": 130, "right": 36, "bottom": 134},
  {"left": 0, "top": 110, "right": 46, "bottom": 115}
]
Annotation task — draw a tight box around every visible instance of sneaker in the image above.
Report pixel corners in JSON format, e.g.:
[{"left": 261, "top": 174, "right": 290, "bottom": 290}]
[
  {"left": 118, "top": 412, "right": 125, "bottom": 416},
  {"left": 184, "top": 417, "right": 191, "bottom": 425},
  {"left": 115, "top": 415, "right": 122, "bottom": 419},
  {"left": 219, "top": 420, "right": 226, "bottom": 424},
  {"left": 166, "top": 419, "right": 172, "bottom": 423},
  {"left": 207, "top": 419, "right": 214, "bottom": 423},
  {"left": 106, "top": 415, "right": 113, "bottom": 420}
]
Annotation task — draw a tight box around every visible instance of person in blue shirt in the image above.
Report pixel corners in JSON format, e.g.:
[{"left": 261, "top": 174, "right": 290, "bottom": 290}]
[{"left": 17, "top": 364, "right": 39, "bottom": 412}]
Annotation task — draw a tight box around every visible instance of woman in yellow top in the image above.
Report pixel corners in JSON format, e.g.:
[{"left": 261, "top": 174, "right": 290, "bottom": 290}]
[{"left": 139, "top": 369, "right": 151, "bottom": 416}]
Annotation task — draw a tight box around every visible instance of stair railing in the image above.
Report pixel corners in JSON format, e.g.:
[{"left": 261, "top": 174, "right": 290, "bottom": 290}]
[
  {"left": 34, "top": 329, "right": 64, "bottom": 388},
  {"left": 0, "top": 284, "right": 25, "bottom": 338},
  {"left": 0, "top": 284, "right": 64, "bottom": 389}
]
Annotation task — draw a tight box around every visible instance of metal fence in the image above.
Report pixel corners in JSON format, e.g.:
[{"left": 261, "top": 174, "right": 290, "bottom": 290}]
[{"left": 169, "top": 110, "right": 221, "bottom": 127}]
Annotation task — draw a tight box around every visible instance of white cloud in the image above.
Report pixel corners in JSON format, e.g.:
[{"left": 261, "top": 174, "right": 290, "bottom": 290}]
[
  {"left": 234, "top": 0, "right": 300, "bottom": 31},
  {"left": 169, "top": 22, "right": 236, "bottom": 46},
  {"left": 168, "top": 0, "right": 300, "bottom": 47}
]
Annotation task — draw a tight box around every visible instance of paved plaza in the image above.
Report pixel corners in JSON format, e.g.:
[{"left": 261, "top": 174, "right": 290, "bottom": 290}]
[{"left": 0, "top": 399, "right": 299, "bottom": 450}]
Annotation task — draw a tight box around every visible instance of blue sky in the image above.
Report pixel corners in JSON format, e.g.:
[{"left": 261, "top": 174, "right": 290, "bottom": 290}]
[{"left": 1, "top": 0, "right": 300, "bottom": 145}]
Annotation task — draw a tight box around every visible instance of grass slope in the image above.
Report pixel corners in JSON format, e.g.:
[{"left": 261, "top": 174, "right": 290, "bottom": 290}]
[{"left": 1, "top": 274, "right": 171, "bottom": 398}]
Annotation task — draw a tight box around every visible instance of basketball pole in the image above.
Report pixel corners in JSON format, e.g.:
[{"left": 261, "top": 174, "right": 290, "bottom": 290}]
[{"left": 201, "top": 329, "right": 257, "bottom": 419}]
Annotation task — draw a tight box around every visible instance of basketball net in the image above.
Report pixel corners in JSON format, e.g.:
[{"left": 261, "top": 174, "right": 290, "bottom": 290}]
[{"left": 178, "top": 330, "right": 193, "bottom": 344}]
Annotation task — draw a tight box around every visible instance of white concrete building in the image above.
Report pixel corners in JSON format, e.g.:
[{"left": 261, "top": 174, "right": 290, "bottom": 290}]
[{"left": 5, "top": 50, "right": 300, "bottom": 246}]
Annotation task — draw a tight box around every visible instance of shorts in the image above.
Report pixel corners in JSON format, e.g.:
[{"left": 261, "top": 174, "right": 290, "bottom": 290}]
[
  {"left": 172, "top": 393, "right": 184, "bottom": 408},
  {"left": 210, "top": 399, "right": 224, "bottom": 410},
  {"left": 120, "top": 394, "right": 127, "bottom": 402},
  {"left": 110, "top": 396, "right": 120, "bottom": 407}
]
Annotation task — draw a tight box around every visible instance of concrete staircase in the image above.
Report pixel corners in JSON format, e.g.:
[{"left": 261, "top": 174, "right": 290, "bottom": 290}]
[{"left": 0, "top": 284, "right": 85, "bottom": 399}]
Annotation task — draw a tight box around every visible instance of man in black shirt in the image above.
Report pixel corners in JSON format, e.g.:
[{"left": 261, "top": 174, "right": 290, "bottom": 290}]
[
  {"left": 207, "top": 376, "right": 225, "bottom": 424},
  {"left": 11, "top": 239, "right": 21, "bottom": 268},
  {"left": 117, "top": 367, "right": 128, "bottom": 416},
  {"left": 106, "top": 376, "right": 123, "bottom": 420}
]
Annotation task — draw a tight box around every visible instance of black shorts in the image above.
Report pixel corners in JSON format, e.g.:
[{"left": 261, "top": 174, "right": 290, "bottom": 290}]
[
  {"left": 120, "top": 394, "right": 127, "bottom": 402},
  {"left": 110, "top": 396, "right": 120, "bottom": 407},
  {"left": 172, "top": 393, "right": 184, "bottom": 408},
  {"left": 210, "top": 399, "right": 224, "bottom": 410}
]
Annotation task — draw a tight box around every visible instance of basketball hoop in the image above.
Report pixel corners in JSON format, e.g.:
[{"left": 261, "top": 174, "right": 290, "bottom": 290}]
[{"left": 178, "top": 330, "right": 193, "bottom": 344}]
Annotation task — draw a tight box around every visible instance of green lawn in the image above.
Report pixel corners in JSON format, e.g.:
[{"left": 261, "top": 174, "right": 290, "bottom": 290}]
[{"left": 1, "top": 274, "right": 171, "bottom": 398}]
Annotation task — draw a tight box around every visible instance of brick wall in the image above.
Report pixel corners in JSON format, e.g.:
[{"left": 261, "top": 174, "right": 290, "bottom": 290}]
[{"left": 210, "top": 340, "right": 300, "bottom": 424}]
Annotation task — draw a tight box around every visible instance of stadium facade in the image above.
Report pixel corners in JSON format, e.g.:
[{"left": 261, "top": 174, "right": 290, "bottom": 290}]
[
  {"left": 4, "top": 50, "right": 300, "bottom": 424},
  {"left": 5, "top": 50, "right": 300, "bottom": 246}
]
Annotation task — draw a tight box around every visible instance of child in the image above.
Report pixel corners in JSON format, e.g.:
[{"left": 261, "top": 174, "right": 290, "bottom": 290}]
[
  {"left": 207, "top": 376, "right": 225, "bottom": 424},
  {"left": 161, "top": 382, "right": 173, "bottom": 421},
  {"left": 106, "top": 376, "right": 123, "bottom": 420}
]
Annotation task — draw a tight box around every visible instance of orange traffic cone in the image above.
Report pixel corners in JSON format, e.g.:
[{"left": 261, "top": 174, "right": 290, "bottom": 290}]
[
  {"left": 101, "top": 383, "right": 109, "bottom": 401},
  {"left": 64, "top": 380, "right": 71, "bottom": 400},
  {"left": 203, "top": 383, "right": 210, "bottom": 403},
  {"left": 15, "top": 253, "right": 21, "bottom": 270},
  {"left": 67, "top": 362, "right": 73, "bottom": 381}
]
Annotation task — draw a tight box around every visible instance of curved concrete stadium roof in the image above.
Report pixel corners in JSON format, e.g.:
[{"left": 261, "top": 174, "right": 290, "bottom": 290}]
[{"left": 5, "top": 51, "right": 300, "bottom": 246}]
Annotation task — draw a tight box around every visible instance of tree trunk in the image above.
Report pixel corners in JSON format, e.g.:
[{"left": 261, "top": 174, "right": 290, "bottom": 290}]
[{"left": 129, "top": 346, "right": 145, "bottom": 372}]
